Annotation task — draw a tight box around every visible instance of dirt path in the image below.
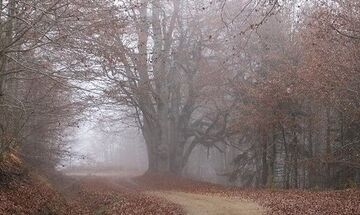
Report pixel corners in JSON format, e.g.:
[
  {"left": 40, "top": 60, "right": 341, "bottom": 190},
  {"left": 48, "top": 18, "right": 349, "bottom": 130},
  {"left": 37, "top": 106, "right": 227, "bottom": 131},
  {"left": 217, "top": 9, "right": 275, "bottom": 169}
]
[
  {"left": 59, "top": 175, "right": 185, "bottom": 214},
  {"left": 148, "top": 191, "right": 265, "bottom": 215},
  {"left": 59, "top": 174, "right": 265, "bottom": 215},
  {"left": 53, "top": 173, "right": 360, "bottom": 215}
]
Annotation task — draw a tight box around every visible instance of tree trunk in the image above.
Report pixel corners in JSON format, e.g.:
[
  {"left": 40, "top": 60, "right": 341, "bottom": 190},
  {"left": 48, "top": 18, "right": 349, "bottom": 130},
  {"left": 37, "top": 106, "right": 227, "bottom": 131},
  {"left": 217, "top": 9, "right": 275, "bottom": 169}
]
[
  {"left": 269, "top": 130, "right": 277, "bottom": 188},
  {"left": 142, "top": 113, "right": 189, "bottom": 175},
  {"left": 325, "top": 108, "right": 332, "bottom": 188},
  {"left": 293, "top": 130, "right": 299, "bottom": 189},
  {"left": 261, "top": 131, "right": 268, "bottom": 187},
  {"left": 308, "top": 117, "right": 316, "bottom": 188},
  {"left": 281, "top": 125, "right": 290, "bottom": 189}
]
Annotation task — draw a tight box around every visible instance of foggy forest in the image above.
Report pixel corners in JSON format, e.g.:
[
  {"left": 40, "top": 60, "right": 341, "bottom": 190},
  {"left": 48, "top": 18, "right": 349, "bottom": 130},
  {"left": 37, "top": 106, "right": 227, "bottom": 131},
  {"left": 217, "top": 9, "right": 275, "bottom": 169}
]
[{"left": 0, "top": 0, "right": 359, "bottom": 214}]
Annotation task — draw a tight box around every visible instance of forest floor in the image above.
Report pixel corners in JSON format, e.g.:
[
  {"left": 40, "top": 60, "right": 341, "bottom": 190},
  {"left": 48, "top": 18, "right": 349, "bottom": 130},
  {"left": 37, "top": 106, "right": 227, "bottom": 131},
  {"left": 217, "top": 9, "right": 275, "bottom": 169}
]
[
  {"left": 1, "top": 158, "right": 360, "bottom": 215},
  {"left": 56, "top": 172, "right": 360, "bottom": 215}
]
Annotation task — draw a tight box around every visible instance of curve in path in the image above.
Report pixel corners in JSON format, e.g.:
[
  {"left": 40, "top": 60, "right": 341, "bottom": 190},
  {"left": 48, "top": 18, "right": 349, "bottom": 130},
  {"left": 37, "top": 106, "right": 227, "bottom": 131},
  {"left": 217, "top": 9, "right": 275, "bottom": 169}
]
[{"left": 148, "top": 191, "right": 265, "bottom": 215}]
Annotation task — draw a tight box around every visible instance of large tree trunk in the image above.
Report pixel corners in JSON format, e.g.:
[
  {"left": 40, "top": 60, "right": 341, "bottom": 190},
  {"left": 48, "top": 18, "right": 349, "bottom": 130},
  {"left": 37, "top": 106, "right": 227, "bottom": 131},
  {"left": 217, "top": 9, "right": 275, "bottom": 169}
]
[
  {"left": 142, "top": 114, "right": 186, "bottom": 174},
  {"left": 142, "top": 120, "right": 158, "bottom": 172},
  {"left": 142, "top": 116, "right": 169, "bottom": 173},
  {"left": 134, "top": 0, "right": 195, "bottom": 175}
]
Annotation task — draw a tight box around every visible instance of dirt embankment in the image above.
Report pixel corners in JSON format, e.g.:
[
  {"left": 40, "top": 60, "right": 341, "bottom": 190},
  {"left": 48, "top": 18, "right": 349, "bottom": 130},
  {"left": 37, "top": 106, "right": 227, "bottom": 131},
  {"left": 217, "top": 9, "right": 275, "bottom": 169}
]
[{"left": 0, "top": 154, "right": 87, "bottom": 215}]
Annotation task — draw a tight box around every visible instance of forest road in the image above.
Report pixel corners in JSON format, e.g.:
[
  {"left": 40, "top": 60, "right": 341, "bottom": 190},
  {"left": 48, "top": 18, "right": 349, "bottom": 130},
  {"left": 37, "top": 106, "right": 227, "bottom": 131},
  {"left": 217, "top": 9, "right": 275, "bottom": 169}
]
[
  {"left": 63, "top": 173, "right": 265, "bottom": 215},
  {"left": 147, "top": 191, "right": 265, "bottom": 215}
]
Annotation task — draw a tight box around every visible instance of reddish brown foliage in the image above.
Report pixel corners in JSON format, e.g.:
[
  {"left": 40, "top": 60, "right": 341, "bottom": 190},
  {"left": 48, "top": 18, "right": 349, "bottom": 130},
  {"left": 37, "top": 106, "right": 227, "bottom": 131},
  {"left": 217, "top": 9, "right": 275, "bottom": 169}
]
[
  {"left": 64, "top": 177, "right": 184, "bottom": 215},
  {"left": 1, "top": 166, "right": 359, "bottom": 215},
  {"left": 0, "top": 156, "right": 86, "bottom": 215},
  {"left": 246, "top": 189, "right": 360, "bottom": 215},
  {"left": 135, "top": 173, "right": 360, "bottom": 215}
]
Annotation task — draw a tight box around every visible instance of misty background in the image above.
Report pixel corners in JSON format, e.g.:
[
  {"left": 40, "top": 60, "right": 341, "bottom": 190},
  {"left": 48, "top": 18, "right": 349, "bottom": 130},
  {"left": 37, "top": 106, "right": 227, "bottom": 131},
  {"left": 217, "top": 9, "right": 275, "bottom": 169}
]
[{"left": 0, "top": 0, "right": 358, "bottom": 191}]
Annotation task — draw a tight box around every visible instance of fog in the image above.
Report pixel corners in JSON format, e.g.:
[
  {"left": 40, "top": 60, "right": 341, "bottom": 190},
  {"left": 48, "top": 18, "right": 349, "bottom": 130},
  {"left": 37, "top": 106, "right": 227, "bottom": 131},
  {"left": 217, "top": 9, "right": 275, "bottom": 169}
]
[
  {"left": 55, "top": 0, "right": 359, "bottom": 189},
  {"left": 64, "top": 120, "right": 148, "bottom": 176},
  {"left": 0, "top": 0, "right": 355, "bottom": 190},
  {"left": 1, "top": 1, "right": 360, "bottom": 214}
]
